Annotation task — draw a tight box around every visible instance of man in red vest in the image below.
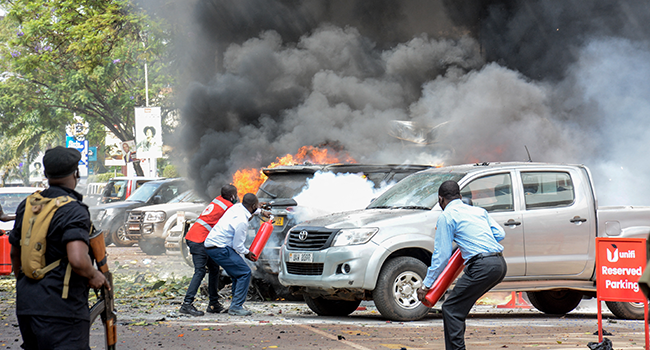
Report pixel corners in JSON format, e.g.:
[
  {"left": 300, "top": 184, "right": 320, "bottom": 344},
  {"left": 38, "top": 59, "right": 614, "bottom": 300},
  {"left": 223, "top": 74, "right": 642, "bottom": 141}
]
[{"left": 179, "top": 184, "right": 238, "bottom": 316}]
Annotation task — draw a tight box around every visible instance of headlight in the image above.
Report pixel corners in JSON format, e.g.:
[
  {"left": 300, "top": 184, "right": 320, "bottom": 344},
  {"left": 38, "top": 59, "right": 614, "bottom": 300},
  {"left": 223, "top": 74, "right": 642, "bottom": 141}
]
[
  {"left": 144, "top": 211, "right": 166, "bottom": 223},
  {"left": 332, "top": 228, "right": 379, "bottom": 246}
]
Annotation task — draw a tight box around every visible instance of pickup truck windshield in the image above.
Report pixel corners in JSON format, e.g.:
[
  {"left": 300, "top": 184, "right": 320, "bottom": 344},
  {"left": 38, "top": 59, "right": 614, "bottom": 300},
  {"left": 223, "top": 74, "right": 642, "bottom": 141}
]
[
  {"left": 126, "top": 182, "right": 159, "bottom": 202},
  {"left": 368, "top": 172, "right": 466, "bottom": 210},
  {"left": 257, "top": 173, "right": 314, "bottom": 200}
]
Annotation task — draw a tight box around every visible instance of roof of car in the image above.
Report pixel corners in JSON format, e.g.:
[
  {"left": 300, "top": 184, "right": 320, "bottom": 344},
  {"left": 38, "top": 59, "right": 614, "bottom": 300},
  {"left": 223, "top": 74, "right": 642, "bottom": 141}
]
[
  {"left": 262, "top": 163, "right": 433, "bottom": 176},
  {"left": 108, "top": 176, "right": 163, "bottom": 181},
  {"left": 420, "top": 161, "right": 582, "bottom": 173}
]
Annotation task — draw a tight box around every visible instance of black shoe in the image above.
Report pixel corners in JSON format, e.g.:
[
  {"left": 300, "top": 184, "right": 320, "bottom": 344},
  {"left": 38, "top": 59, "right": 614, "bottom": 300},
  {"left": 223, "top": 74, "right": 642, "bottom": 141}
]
[
  {"left": 206, "top": 304, "right": 224, "bottom": 314},
  {"left": 179, "top": 303, "right": 204, "bottom": 316}
]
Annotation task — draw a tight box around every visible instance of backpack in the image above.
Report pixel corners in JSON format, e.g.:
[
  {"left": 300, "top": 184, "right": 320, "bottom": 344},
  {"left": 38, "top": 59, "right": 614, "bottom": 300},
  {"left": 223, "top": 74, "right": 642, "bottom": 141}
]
[{"left": 20, "top": 191, "right": 76, "bottom": 298}]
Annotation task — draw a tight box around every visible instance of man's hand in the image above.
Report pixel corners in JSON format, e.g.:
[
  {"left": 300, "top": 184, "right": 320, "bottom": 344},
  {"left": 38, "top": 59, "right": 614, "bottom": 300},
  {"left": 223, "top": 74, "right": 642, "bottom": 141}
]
[
  {"left": 88, "top": 270, "right": 109, "bottom": 290},
  {"left": 416, "top": 286, "right": 429, "bottom": 302},
  {"left": 244, "top": 252, "right": 256, "bottom": 261}
]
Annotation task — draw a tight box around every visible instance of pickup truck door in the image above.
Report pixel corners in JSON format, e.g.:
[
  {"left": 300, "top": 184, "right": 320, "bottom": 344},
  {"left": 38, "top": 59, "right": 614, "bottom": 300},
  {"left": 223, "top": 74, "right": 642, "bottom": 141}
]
[
  {"left": 519, "top": 169, "right": 594, "bottom": 277},
  {"left": 460, "top": 171, "right": 525, "bottom": 277}
]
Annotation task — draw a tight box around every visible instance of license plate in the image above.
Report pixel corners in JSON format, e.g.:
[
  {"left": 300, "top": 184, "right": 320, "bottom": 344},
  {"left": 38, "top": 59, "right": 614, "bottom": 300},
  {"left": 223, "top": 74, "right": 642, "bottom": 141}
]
[
  {"left": 128, "top": 224, "right": 140, "bottom": 231},
  {"left": 289, "top": 252, "right": 313, "bottom": 263},
  {"left": 272, "top": 216, "right": 284, "bottom": 226}
]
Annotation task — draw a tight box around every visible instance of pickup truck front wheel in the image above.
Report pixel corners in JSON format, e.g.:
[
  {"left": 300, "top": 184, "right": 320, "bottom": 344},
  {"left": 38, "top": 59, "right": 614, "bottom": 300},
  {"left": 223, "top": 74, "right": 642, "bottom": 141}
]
[
  {"left": 373, "top": 257, "right": 430, "bottom": 321},
  {"left": 304, "top": 296, "right": 361, "bottom": 316},
  {"left": 110, "top": 224, "right": 134, "bottom": 247},
  {"left": 605, "top": 301, "right": 644, "bottom": 320},
  {"left": 526, "top": 290, "right": 582, "bottom": 315}
]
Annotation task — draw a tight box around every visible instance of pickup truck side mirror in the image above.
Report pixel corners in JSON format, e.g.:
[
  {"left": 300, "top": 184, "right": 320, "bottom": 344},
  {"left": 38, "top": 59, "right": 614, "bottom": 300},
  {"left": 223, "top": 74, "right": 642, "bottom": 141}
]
[{"left": 152, "top": 195, "right": 163, "bottom": 204}]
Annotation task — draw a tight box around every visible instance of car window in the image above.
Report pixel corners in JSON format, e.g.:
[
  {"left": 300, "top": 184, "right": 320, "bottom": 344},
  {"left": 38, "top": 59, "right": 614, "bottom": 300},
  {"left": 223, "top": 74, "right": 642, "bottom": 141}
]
[
  {"left": 0, "top": 192, "right": 32, "bottom": 213},
  {"left": 127, "top": 182, "right": 159, "bottom": 202},
  {"left": 521, "top": 171, "right": 575, "bottom": 209},
  {"left": 460, "top": 173, "right": 513, "bottom": 212},
  {"left": 135, "top": 180, "right": 149, "bottom": 189},
  {"left": 102, "top": 179, "right": 128, "bottom": 202},
  {"left": 368, "top": 171, "right": 466, "bottom": 210},
  {"left": 257, "top": 173, "right": 314, "bottom": 200},
  {"left": 158, "top": 183, "right": 186, "bottom": 203}
]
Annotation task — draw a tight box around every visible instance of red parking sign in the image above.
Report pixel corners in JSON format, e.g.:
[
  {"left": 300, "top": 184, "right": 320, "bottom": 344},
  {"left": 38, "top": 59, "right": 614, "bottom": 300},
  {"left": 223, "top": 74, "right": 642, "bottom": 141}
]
[
  {"left": 596, "top": 238, "right": 646, "bottom": 302},
  {"left": 596, "top": 237, "right": 648, "bottom": 348}
]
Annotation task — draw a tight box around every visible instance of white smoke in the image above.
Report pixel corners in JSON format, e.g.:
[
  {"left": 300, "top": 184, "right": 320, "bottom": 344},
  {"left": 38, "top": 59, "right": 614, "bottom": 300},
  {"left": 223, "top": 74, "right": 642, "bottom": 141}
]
[{"left": 291, "top": 171, "right": 394, "bottom": 223}]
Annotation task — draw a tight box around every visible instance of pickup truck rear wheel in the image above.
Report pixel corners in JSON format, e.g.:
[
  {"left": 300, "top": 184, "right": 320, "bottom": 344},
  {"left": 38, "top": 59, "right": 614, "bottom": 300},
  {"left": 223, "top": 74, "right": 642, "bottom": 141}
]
[
  {"left": 605, "top": 301, "right": 644, "bottom": 320},
  {"left": 304, "top": 296, "right": 361, "bottom": 316},
  {"left": 373, "top": 257, "right": 430, "bottom": 321},
  {"left": 526, "top": 290, "right": 582, "bottom": 315}
]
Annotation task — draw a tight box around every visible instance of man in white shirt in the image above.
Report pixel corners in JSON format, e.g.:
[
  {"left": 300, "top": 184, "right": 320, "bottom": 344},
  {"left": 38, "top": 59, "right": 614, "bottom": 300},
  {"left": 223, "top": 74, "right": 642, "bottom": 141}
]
[{"left": 204, "top": 193, "right": 263, "bottom": 316}]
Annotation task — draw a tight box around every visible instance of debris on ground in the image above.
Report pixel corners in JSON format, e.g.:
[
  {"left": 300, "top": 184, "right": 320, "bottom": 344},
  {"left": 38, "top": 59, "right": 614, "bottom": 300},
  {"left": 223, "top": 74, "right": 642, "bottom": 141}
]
[{"left": 587, "top": 337, "right": 613, "bottom": 350}]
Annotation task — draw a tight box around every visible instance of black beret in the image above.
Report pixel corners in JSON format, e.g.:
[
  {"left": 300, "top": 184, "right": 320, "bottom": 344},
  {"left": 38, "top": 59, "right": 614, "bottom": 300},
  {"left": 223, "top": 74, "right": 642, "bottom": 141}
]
[{"left": 43, "top": 146, "right": 81, "bottom": 179}]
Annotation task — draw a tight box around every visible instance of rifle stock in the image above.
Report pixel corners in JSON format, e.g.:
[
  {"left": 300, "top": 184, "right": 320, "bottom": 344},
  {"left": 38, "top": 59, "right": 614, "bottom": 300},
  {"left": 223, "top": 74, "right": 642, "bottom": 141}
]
[
  {"left": 89, "top": 231, "right": 117, "bottom": 349},
  {"left": 102, "top": 271, "right": 117, "bottom": 350}
]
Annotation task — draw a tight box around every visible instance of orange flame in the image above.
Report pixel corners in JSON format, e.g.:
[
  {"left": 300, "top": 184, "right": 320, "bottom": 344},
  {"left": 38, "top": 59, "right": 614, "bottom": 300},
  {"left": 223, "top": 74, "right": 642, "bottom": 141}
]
[{"left": 232, "top": 146, "right": 356, "bottom": 197}]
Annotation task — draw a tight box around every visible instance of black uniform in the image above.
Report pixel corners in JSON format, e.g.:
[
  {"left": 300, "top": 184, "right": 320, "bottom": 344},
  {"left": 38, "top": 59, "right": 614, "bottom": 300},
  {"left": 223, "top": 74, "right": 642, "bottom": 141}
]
[{"left": 9, "top": 185, "right": 92, "bottom": 350}]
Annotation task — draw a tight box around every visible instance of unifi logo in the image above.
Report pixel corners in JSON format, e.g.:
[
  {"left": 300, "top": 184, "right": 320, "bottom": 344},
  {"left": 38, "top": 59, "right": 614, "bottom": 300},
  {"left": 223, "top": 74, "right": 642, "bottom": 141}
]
[{"left": 607, "top": 244, "right": 636, "bottom": 263}]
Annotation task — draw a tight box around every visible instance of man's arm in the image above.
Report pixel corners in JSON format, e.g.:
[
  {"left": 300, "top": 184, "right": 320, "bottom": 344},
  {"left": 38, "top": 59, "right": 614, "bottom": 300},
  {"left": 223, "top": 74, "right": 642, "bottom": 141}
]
[
  {"left": 486, "top": 213, "right": 505, "bottom": 242},
  {"left": 231, "top": 220, "right": 250, "bottom": 256},
  {"left": 0, "top": 205, "right": 15, "bottom": 222},
  {"left": 10, "top": 246, "right": 21, "bottom": 280},
  {"left": 422, "top": 215, "right": 454, "bottom": 288},
  {"left": 66, "top": 240, "right": 109, "bottom": 289}
]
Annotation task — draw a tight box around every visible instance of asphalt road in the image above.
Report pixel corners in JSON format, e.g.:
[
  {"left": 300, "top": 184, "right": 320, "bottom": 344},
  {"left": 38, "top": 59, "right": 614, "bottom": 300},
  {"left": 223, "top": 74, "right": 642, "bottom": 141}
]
[{"left": 0, "top": 246, "right": 647, "bottom": 349}]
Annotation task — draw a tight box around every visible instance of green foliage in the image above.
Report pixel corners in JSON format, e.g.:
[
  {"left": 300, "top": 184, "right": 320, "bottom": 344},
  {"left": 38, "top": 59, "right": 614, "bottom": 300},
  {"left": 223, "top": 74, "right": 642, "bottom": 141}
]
[
  {"left": 88, "top": 172, "right": 124, "bottom": 183},
  {"left": 0, "top": 0, "right": 174, "bottom": 177},
  {"left": 161, "top": 164, "right": 179, "bottom": 178}
]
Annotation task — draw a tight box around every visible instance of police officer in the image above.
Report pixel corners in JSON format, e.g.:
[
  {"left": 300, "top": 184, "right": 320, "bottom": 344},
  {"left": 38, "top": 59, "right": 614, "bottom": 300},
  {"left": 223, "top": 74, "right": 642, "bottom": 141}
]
[
  {"left": 9, "top": 146, "right": 108, "bottom": 350},
  {"left": 417, "top": 180, "right": 507, "bottom": 350}
]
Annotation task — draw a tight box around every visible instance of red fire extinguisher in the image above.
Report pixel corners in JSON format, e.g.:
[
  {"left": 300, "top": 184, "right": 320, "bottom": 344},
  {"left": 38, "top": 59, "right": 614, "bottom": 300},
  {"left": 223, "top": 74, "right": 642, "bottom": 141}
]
[
  {"left": 422, "top": 249, "right": 465, "bottom": 308},
  {"left": 249, "top": 217, "right": 274, "bottom": 262}
]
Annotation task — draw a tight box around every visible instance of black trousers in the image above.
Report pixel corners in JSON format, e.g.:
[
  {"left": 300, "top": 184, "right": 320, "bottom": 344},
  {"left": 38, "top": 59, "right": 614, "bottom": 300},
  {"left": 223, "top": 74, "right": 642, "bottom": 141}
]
[
  {"left": 442, "top": 254, "right": 507, "bottom": 350},
  {"left": 18, "top": 315, "right": 90, "bottom": 350}
]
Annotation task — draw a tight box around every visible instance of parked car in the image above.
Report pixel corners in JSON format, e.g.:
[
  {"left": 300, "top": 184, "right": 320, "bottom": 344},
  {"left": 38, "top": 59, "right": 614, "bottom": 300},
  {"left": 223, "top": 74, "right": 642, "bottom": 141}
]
[
  {"left": 125, "top": 190, "right": 207, "bottom": 255},
  {"left": 279, "top": 162, "right": 650, "bottom": 321},
  {"left": 89, "top": 178, "right": 189, "bottom": 247},
  {"left": 0, "top": 187, "right": 42, "bottom": 233},
  {"left": 100, "top": 176, "right": 160, "bottom": 204}
]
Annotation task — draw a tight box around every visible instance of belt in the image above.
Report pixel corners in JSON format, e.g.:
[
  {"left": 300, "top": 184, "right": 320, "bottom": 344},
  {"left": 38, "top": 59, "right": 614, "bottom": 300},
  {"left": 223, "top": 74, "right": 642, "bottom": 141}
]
[
  {"left": 205, "top": 245, "right": 221, "bottom": 250},
  {"left": 466, "top": 252, "right": 503, "bottom": 265}
]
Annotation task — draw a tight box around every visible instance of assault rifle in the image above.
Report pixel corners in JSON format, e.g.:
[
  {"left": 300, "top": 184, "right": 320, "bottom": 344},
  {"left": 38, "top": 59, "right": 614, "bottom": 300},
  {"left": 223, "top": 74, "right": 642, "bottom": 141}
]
[{"left": 89, "top": 230, "right": 117, "bottom": 349}]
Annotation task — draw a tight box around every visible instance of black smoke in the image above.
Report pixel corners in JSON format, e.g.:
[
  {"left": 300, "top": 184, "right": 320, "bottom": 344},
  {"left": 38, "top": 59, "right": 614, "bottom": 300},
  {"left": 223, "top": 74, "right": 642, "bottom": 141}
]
[{"left": 141, "top": 0, "right": 650, "bottom": 204}]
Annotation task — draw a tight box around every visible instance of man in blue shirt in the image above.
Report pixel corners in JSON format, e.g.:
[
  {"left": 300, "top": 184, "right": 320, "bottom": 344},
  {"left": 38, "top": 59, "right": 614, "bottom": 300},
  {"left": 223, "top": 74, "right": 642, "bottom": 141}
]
[
  {"left": 204, "top": 193, "right": 267, "bottom": 316},
  {"left": 417, "top": 180, "right": 507, "bottom": 350}
]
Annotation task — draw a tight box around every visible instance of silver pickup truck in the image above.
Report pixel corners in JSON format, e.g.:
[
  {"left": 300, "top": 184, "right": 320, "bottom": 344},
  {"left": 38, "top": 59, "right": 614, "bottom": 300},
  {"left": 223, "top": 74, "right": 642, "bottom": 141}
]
[{"left": 278, "top": 162, "right": 650, "bottom": 321}]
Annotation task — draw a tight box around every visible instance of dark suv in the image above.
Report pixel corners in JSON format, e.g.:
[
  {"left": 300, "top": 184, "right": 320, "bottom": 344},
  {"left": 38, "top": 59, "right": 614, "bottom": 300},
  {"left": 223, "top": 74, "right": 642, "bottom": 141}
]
[
  {"left": 246, "top": 164, "right": 432, "bottom": 298},
  {"left": 89, "top": 178, "right": 189, "bottom": 247}
]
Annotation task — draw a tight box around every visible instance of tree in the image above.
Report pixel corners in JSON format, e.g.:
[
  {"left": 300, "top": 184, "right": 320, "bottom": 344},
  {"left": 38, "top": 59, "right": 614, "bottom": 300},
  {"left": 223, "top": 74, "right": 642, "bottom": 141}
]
[{"left": 0, "top": 0, "right": 174, "bottom": 176}]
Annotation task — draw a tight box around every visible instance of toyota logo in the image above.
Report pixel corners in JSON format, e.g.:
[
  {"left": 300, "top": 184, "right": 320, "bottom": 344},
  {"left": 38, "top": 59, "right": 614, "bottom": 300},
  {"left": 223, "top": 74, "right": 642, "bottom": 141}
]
[{"left": 298, "top": 230, "right": 309, "bottom": 241}]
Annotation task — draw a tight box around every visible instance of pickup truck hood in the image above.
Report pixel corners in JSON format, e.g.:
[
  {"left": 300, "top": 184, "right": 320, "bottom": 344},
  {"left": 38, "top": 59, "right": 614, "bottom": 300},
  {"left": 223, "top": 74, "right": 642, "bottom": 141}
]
[
  {"left": 129, "top": 201, "right": 207, "bottom": 213},
  {"left": 302, "top": 208, "right": 436, "bottom": 229}
]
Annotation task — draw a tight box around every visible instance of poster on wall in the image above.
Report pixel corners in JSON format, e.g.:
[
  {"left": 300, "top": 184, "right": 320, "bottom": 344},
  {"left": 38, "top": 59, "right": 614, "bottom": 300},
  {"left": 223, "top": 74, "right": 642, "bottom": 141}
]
[
  {"left": 104, "top": 129, "right": 126, "bottom": 166},
  {"left": 29, "top": 153, "right": 45, "bottom": 184},
  {"left": 134, "top": 107, "right": 163, "bottom": 159},
  {"left": 121, "top": 140, "right": 137, "bottom": 163}
]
